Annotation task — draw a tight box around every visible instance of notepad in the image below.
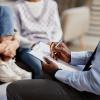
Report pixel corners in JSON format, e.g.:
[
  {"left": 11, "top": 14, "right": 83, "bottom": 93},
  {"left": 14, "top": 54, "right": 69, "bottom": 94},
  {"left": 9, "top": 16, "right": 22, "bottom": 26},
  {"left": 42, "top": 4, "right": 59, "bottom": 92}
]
[{"left": 28, "top": 42, "right": 78, "bottom": 72}]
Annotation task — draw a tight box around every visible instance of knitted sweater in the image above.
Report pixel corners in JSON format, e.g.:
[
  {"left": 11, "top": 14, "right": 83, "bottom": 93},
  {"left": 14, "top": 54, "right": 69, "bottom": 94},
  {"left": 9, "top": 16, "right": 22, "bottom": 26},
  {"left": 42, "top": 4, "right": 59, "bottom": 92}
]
[{"left": 14, "top": 0, "right": 62, "bottom": 48}]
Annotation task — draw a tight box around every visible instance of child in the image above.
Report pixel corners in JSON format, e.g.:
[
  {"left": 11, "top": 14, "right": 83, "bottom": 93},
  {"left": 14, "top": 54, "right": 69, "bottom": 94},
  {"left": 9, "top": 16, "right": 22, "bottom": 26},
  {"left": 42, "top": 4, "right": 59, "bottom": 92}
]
[{"left": 0, "top": 6, "right": 31, "bottom": 82}]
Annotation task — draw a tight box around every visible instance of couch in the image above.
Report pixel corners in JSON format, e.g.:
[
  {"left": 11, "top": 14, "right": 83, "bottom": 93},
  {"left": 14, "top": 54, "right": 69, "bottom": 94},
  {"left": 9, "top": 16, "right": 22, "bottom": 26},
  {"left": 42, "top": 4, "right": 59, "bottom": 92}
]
[{"left": 61, "top": 7, "right": 90, "bottom": 48}]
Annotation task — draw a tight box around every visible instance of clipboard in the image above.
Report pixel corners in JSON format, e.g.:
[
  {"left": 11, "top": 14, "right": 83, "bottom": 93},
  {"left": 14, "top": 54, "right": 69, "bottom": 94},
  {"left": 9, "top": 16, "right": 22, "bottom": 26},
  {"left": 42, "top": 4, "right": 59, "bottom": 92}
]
[{"left": 28, "top": 42, "right": 78, "bottom": 72}]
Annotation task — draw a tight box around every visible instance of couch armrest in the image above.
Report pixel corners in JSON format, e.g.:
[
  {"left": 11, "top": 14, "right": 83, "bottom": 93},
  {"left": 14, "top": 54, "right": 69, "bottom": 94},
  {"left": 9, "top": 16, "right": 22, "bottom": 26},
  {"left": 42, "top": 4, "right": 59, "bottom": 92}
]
[{"left": 61, "top": 7, "right": 90, "bottom": 42}]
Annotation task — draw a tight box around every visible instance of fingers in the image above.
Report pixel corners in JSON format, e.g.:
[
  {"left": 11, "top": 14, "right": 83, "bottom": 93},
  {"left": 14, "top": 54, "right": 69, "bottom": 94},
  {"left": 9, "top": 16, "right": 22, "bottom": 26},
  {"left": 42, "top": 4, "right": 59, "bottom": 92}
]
[
  {"left": 4, "top": 46, "right": 16, "bottom": 57},
  {"left": 50, "top": 42, "right": 56, "bottom": 58},
  {"left": 50, "top": 42, "right": 56, "bottom": 49},
  {"left": 57, "top": 42, "right": 68, "bottom": 50},
  {"left": 50, "top": 42, "right": 70, "bottom": 61},
  {"left": 50, "top": 42, "right": 60, "bottom": 59},
  {"left": 3, "top": 50, "right": 16, "bottom": 58},
  {"left": 52, "top": 53, "right": 58, "bottom": 60},
  {"left": 3, "top": 52, "right": 12, "bottom": 58},
  {"left": 42, "top": 62, "right": 48, "bottom": 69},
  {"left": 2, "top": 56, "right": 11, "bottom": 61},
  {"left": 54, "top": 47, "right": 66, "bottom": 55},
  {"left": 44, "top": 57, "right": 52, "bottom": 64},
  {"left": 50, "top": 46, "right": 62, "bottom": 60}
]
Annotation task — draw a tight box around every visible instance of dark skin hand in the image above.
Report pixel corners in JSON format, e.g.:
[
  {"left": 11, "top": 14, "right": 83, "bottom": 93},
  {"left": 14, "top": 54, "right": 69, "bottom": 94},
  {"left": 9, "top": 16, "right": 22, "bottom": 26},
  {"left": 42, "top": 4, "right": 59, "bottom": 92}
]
[
  {"left": 42, "top": 57, "right": 59, "bottom": 74},
  {"left": 50, "top": 42, "right": 71, "bottom": 63}
]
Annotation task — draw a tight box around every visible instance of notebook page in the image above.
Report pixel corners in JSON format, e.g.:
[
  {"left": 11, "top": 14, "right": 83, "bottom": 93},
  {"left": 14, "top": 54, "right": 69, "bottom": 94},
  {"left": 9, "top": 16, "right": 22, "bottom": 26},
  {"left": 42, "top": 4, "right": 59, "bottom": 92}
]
[{"left": 28, "top": 42, "right": 78, "bottom": 72}]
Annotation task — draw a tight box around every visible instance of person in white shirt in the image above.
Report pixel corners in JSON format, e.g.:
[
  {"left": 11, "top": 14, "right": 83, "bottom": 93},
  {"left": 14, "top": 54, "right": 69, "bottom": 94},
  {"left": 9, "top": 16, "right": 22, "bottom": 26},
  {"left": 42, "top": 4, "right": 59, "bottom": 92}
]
[{"left": 14, "top": 0, "right": 62, "bottom": 78}]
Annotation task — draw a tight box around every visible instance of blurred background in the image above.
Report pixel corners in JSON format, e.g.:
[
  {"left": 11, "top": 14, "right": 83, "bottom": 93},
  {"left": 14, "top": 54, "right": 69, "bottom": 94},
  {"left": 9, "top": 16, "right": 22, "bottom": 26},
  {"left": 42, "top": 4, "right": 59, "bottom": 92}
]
[{"left": 0, "top": 0, "right": 100, "bottom": 51}]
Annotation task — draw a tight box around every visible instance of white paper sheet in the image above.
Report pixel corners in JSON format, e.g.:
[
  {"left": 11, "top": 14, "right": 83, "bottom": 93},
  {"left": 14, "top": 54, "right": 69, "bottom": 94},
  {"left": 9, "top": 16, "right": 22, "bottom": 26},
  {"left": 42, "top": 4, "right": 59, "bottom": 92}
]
[{"left": 28, "top": 42, "right": 78, "bottom": 72}]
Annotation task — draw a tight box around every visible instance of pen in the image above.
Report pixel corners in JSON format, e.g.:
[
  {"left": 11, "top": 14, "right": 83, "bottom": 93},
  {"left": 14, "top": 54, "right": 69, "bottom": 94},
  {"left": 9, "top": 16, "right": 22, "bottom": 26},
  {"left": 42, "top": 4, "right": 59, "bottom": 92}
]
[
  {"left": 55, "top": 40, "right": 62, "bottom": 47},
  {"left": 50, "top": 40, "right": 62, "bottom": 58}
]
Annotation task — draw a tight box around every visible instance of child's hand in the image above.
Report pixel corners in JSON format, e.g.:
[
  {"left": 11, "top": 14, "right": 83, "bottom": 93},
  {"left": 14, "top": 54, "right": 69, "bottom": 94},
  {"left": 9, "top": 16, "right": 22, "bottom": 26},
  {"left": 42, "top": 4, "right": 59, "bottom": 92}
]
[
  {"left": 2, "top": 40, "right": 17, "bottom": 58},
  {"left": 3, "top": 48, "right": 16, "bottom": 58},
  {"left": 1, "top": 55, "right": 12, "bottom": 61},
  {"left": 0, "top": 37, "right": 19, "bottom": 60},
  {"left": 0, "top": 43, "right": 7, "bottom": 53}
]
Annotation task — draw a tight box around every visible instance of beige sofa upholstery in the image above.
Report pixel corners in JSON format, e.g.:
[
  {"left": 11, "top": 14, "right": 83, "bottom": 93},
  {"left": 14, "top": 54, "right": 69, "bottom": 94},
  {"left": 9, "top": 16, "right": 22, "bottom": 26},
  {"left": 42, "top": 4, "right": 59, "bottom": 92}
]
[{"left": 62, "top": 7, "right": 90, "bottom": 48}]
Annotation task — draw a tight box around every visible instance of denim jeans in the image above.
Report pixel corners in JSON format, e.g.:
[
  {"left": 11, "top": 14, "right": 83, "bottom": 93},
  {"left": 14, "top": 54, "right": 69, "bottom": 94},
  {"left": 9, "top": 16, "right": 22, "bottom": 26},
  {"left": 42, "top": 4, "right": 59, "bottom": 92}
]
[
  {"left": 17, "top": 48, "right": 42, "bottom": 79},
  {"left": 0, "top": 6, "right": 14, "bottom": 36}
]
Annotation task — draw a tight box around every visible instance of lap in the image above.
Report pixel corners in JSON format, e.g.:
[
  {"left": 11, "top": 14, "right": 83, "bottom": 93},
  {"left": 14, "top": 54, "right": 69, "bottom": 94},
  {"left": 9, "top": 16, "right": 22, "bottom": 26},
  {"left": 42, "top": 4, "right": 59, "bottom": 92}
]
[
  {"left": 16, "top": 48, "right": 42, "bottom": 78},
  {"left": 7, "top": 79, "right": 69, "bottom": 100},
  {"left": 17, "top": 48, "right": 41, "bottom": 67},
  {"left": 7, "top": 79, "right": 100, "bottom": 100}
]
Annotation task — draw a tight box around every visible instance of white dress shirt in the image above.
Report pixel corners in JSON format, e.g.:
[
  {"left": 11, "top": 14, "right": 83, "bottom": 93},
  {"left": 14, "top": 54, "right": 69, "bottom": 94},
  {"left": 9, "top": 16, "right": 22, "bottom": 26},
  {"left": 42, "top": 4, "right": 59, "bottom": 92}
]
[{"left": 55, "top": 51, "right": 100, "bottom": 95}]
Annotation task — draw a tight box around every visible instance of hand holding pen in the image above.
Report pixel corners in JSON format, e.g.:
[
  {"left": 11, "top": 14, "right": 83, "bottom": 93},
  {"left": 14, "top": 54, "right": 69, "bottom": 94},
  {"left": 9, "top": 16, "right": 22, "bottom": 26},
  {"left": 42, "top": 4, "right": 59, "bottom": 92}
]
[
  {"left": 50, "top": 40, "right": 62, "bottom": 59},
  {"left": 50, "top": 41, "right": 71, "bottom": 63}
]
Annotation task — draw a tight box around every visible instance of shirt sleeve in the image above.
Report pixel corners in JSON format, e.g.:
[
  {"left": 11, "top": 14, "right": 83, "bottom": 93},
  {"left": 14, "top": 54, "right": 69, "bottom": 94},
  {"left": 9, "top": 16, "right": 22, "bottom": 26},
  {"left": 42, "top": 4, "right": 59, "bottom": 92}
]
[
  {"left": 55, "top": 55, "right": 100, "bottom": 95},
  {"left": 50, "top": 1, "right": 63, "bottom": 42},
  {"left": 70, "top": 51, "right": 93, "bottom": 66}
]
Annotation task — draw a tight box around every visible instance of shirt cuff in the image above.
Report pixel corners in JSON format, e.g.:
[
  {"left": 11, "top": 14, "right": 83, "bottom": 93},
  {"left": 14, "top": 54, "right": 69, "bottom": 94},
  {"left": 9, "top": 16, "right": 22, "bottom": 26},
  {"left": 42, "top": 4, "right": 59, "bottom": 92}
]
[
  {"left": 51, "top": 69, "right": 62, "bottom": 77},
  {"left": 55, "top": 70, "right": 69, "bottom": 80},
  {"left": 54, "top": 69, "right": 77, "bottom": 82}
]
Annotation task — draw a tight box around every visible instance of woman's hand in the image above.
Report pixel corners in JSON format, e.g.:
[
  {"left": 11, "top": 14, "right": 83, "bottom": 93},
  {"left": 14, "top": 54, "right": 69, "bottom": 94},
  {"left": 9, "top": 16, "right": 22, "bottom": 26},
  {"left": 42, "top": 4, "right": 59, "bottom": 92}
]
[
  {"left": 0, "top": 41, "right": 16, "bottom": 61},
  {"left": 0, "top": 43, "right": 7, "bottom": 53},
  {"left": 42, "top": 57, "right": 59, "bottom": 75},
  {"left": 2, "top": 40, "right": 19, "bottom": 58},
  {"left": 3, "top": 47, "right": 16, "bottom": 58},
  {"left": 50, "top": 42, "right": 71, "bottom": 63}
]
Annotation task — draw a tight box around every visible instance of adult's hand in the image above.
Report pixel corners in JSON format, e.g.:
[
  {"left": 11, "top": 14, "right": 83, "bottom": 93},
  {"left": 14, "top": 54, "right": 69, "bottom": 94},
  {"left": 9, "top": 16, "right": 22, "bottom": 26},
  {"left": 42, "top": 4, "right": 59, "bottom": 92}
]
[
  {"left": 2, "top": 40, "right": 19, "bottom": 58},
  {"left": 1, "top": 55, "right": 12, "bottom": 61},
  {"left": 50, "top": 42, "right": 57, "bottom": 59},
  {"left": 0, "top": 43, "right": 7, "bottom": 53},
  {"left": 0, "top": 41, "right": 15, "bottom": 61},
  {"left": 42, "top": 57, "right": 59, "bottom": 75},
  {"left": 3, "top": 48, "right": 16, "bottom": 58},
  {"left": 50, "top": 42, "right": 71, "bottom": 63}
]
